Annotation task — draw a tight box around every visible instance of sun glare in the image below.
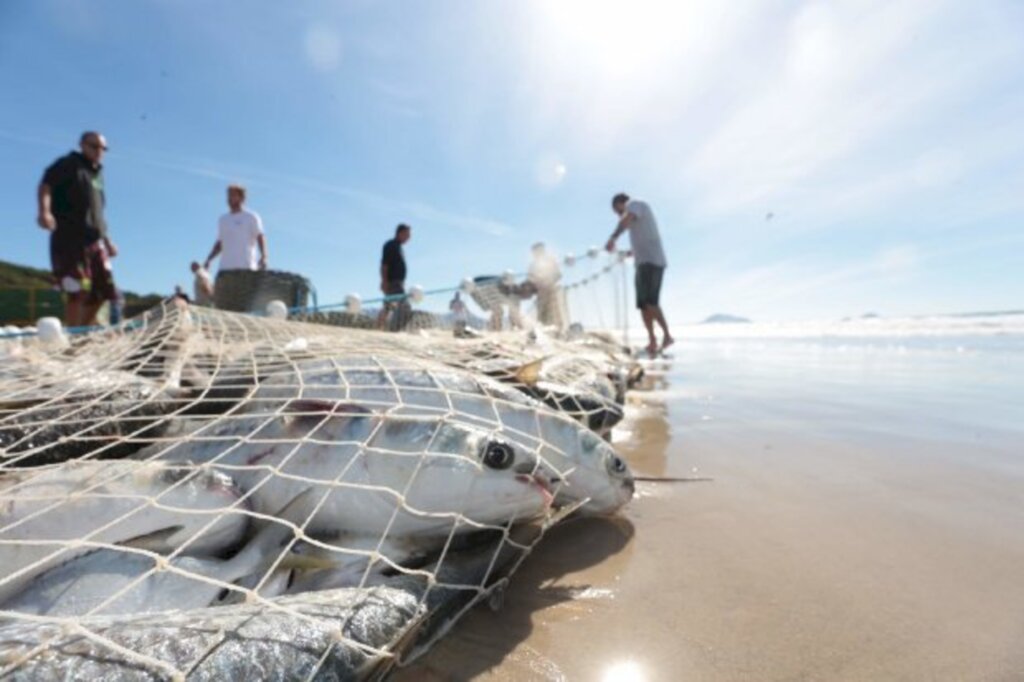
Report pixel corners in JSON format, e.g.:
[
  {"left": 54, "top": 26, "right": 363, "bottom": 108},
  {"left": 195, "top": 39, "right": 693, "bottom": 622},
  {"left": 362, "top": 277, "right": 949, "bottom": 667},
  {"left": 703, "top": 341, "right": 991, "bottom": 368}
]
[
  {"left": 535, "top": 0, "right": 698, "bottom": 78},
  {"left": 601, "top": 659, "right": 648, "bottom": 682}
]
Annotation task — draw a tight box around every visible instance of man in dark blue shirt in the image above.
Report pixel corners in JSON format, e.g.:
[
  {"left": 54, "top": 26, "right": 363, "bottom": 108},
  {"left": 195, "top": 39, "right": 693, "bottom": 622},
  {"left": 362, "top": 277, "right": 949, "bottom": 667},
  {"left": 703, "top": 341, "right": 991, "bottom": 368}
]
[
  {"left": 378, "top": 223, "right": 411, "bottom": 331},
  {"left": 36, "top": 131, "right": 120, "bottom": 327}
]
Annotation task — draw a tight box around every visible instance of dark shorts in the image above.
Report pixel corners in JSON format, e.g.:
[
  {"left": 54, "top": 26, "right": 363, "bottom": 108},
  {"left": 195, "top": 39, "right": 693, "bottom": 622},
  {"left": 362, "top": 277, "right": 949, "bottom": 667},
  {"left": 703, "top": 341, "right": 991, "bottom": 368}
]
[
  {"left": 382, "top": 280, "right": 410, "bottom": 331},
  {"left": 383, "top": 280, "right": 405, "bottom": 309},
  {"left": 635, "top": 263, "right": 664, "bottom": 309},
  {"left": 51, "top": 238, "right": 118, "bottom": 304}
]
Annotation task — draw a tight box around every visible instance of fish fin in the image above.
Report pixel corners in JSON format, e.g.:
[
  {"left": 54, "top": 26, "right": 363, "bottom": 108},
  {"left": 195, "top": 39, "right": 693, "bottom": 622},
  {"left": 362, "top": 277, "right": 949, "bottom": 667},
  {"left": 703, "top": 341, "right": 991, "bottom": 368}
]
[
  {"left": 272, "top": 487, "right": 317, "bottom": 523},
  {"left": 282, "top": 399, "right": 373, "bottom": 434},
  {"left": 513, "top": 357, "right": 547, "bottom": 386},
  {"left": 120, "top": 525, "right": 184, "bottom": 550},
  {"left": 0, "top": 398, "right": 48, "bottom": 412},
  {"left": 231, "top": 488, "right": 316, "bottom": 566},
  {"left": 222, "top": 492, "right": 314, "bottom": 580}
]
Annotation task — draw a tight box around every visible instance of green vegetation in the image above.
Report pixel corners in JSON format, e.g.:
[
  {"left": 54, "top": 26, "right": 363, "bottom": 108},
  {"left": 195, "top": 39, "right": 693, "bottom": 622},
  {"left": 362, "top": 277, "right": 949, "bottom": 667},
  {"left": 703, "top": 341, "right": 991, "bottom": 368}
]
[
  {"left": 0, "top": 259, "right": 53, "bottom": 288},
  {"left": 0, "top": 259, "right": 163, "bottom": 323}
]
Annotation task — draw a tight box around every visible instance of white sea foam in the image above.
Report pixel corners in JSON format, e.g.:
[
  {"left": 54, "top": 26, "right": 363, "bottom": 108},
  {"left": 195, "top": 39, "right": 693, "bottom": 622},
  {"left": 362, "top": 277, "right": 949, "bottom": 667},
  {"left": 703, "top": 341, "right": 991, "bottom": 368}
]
[{"left": 672, "top": 311, "right": 1024, "bottom": 339}]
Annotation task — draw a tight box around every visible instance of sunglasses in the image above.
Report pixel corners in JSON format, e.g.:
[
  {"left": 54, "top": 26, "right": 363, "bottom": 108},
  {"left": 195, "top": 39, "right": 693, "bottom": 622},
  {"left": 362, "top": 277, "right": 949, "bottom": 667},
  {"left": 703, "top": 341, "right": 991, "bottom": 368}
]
[{"left": 84, "top": 142, "right": 108, "bottom": 151}]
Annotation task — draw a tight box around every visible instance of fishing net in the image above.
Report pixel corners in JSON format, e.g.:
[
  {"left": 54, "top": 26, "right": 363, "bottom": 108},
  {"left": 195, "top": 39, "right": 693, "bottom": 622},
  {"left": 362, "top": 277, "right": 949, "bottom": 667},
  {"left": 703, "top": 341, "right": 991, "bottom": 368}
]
[{"left": 0, "top": 299, "right": 638, "bottom": 680}]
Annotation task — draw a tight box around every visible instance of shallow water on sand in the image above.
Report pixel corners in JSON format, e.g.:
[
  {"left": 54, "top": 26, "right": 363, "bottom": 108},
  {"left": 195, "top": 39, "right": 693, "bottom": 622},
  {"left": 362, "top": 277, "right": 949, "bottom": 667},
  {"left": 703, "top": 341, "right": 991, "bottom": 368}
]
[{"left": 398, "top": 336, "right": 1024, "bottom": 681}]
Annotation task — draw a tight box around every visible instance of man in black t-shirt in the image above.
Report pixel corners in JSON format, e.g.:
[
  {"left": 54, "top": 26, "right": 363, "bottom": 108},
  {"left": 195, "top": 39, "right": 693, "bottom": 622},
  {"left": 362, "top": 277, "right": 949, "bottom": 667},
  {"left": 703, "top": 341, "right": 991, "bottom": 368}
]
[
  {"left": 36, "top": 131, "right": 120, "bottom": 327},
  {"left": 377, "top": 223, "right": 411, "bottom": 331}
]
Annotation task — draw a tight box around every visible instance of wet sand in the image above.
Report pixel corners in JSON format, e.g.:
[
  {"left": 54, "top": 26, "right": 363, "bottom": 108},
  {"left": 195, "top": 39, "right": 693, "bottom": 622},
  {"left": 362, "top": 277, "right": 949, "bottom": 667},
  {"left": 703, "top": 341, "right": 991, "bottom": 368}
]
[{"left": 399, "top": 337, "right": 1024, "bottom": 680}]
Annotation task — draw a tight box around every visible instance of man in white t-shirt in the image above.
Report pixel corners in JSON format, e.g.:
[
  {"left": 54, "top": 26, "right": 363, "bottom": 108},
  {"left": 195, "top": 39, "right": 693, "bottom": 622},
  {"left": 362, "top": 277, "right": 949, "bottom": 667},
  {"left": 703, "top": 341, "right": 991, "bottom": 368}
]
[
  {"left": 203, "top": 184, "right": 267, "bottom": 274},
  {"left": 606, "top": 192, "right": 673, "bottom": 357}
]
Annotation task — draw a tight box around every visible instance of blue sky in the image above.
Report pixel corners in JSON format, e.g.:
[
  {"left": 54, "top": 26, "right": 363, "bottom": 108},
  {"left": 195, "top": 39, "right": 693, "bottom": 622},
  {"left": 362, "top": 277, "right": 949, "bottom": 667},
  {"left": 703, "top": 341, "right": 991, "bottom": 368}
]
[{"left": 1, "top": 0, "right": 1022, "bottom": 322}]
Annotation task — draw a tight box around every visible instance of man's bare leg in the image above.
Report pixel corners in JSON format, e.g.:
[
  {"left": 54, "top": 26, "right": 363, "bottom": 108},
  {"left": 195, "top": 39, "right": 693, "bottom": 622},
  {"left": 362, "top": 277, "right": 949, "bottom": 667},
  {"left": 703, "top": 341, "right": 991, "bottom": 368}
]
[
  {"left": 653, "top": 306, "right": 674, "bottom": 351},
  {"left": 641, "top": 306, "right": 658, "bottom": 356},
  {"left": 376, "top": 307, "right": 389, "bottom": 330},
  {"left": 64, "top": 294, "right": 84, "bottom": 327},
  {"left": 80, "top": 299, "right": 103, "bottom": 327}
]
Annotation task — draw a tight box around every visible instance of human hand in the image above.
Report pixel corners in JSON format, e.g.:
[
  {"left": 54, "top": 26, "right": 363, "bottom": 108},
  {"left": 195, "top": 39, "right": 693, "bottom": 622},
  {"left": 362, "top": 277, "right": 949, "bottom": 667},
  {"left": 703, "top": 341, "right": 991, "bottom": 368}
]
[
  {"left": 258, "top": 258, "right": 267, "bottom": 271},
  {"left": 105, "top": 241, "right": 118, "bottom": 258},
  {"left": 37, "top": 212, "right": 56, "bottom": 231},
  {"left": 380, "top": 281, "right": 387, "bottom": 294},
  {"left": 605, "top": 238, "right": 616, "bottom": 253}
]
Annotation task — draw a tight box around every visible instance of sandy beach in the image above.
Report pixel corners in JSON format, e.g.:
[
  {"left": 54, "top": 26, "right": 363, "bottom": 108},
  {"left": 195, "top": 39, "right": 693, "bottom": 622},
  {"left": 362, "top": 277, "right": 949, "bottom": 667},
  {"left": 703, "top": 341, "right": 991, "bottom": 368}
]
[{"left": 399, "top": 331, "right": 1024, "bottom": 680}]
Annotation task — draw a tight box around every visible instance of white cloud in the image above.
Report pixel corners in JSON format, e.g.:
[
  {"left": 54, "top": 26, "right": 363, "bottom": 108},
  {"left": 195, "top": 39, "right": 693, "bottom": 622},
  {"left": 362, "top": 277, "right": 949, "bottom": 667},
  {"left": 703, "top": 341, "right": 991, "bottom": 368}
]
[
  {"left": 304, "top": 25, "right": 343, "bottom": 72},
  {"left": 683, "top": 0, "right": 1022, "bottom": 221},
  {"left": 117, "top": 149, "right": 513, "bottom": 237},
  {"left": 673, "top": 244, "right": 925, "bottom": 318}
]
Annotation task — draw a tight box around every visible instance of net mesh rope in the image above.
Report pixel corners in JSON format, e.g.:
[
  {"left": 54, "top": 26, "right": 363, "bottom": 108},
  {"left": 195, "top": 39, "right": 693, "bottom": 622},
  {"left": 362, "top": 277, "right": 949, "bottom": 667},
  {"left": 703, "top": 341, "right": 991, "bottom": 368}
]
[{"left": 0, "top": 271, "right": 639, "bottom": 680}]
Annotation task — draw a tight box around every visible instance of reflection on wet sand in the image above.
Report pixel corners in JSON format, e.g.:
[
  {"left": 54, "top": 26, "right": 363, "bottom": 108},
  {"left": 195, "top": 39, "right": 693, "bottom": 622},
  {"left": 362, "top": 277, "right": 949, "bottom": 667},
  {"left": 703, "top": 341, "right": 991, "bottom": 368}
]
[
  {"left": 616, "top": 372, "right": 671, "bottom": 478},
  {"left": 396, "top": 370, "right": 667, "bottom": 681},
  {"left": 393, "top": 515, "right": 635, "bottom": 681},
  {"left": 398, "top": 337, "right": 1024, "bottom": 679}
]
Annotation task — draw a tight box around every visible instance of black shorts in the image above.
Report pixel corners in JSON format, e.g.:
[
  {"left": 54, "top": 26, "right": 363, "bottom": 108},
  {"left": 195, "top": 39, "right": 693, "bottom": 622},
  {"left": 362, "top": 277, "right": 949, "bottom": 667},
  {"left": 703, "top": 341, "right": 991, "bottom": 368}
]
[
  {"left": 383, "top": 280, "right": 405, "bottom": 309},
  {"left": 635, "top": 263, "right": 664, "bottom": 309}
]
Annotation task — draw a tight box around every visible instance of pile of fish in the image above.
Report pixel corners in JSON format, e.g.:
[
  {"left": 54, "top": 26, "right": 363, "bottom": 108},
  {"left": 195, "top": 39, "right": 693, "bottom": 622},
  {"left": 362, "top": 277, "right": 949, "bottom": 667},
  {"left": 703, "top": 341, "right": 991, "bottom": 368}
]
[{"left": 0, "top": 301, "right": 640, "bottom": 679}]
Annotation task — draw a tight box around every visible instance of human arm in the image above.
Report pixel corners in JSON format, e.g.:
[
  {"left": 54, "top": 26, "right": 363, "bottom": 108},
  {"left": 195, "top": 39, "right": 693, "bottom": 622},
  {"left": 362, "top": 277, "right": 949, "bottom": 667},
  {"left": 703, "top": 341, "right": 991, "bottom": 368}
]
[
  {"left": 257, "top": 233, "right": 267, "bottom": 270},
  {"left": 198, "top": 270, "right": 214, "bottom": 298},
  {"left": 204, "top": 240, "right": 222, "bottom": 270},
  {"left": 103, "top": 237, "right": 118, "bottom": 258},
  {"left": 36, "top": 183, "right": 55, "bottom": 230},
  {"left": 37, "top": 158, "right": 70, "bottom": 231},
  {"left": 605, "top": 212, "right": 636, "bottom": 252},
  {"left": 380, "top": 242, "right": 392, "bottom": 293}
]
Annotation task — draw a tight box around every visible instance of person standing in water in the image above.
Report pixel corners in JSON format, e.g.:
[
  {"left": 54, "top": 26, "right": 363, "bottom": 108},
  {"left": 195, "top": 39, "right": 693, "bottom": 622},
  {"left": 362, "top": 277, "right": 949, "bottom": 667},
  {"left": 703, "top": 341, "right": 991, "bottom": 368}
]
[{"left": 606, "top": 192, "right": 674, "bottom": 356}]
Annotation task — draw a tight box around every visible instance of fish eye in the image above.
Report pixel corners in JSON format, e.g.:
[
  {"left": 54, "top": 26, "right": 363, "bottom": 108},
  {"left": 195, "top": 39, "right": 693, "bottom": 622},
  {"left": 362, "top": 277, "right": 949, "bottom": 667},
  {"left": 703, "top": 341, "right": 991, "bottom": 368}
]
[
  {"left": 160, "top": 468, "right": 191, "bottom": 484},
  {"left": 606, "top": 454, "right": 628, "bottom": 477},
  {"left": 481, "top": 441, "right": 515, "bottom": 470}
]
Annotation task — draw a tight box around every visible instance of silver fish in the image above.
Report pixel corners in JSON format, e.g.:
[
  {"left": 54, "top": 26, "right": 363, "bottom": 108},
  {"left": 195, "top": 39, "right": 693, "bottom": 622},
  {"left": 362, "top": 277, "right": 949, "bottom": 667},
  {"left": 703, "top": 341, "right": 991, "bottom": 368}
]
[
  {"left": 0, "top": 584, "right": 422, "bottom": 680},
  {"left": 0, "top": 460, "right": 247, "bottom": 604},
  {"left": 137, "top": 355, "right": 632, "bottom": 530},
  {"left": 0, "top": 306, "right": 199, "bottom": 467},
  {"left": 483, "top": 353, "right": 625, "bottom": 435},
  {"left": 1, "top": 491, "right": 312, "bottom": 618},
  {"left": 0, "top": 518, "right": 555, "bottom": 680},
  {"left": 0, "top": 369, "right": 176, "bottom": 467}
]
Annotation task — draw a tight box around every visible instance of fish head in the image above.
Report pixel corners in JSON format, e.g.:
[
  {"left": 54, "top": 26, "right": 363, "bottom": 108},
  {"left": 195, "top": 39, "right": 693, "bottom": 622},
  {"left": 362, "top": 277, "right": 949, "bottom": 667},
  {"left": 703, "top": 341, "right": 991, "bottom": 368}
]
[
  {"left": 363, "top": 414, "right": 555, "bottom": 529},
  {"left": 535, "top": 413, "right": 634, "bottom": 515}
]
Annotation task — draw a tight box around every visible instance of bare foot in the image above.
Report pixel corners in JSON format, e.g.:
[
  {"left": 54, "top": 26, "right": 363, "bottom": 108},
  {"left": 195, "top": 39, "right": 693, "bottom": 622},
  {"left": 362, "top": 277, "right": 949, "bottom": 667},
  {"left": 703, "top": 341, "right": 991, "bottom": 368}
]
[
  {"left": 661, "top": 336, "right": 675, "bottom": 352},
  {"left": 645, "top": 342, "right": 658, "bottom": 358}
]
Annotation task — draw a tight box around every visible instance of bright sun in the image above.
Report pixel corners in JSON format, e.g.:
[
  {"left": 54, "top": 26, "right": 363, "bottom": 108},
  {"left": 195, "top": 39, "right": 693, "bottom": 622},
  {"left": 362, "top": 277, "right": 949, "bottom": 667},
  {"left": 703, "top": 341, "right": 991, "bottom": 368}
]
[{"left": 534, "top": 0, "right": 699, "bottom": 78}]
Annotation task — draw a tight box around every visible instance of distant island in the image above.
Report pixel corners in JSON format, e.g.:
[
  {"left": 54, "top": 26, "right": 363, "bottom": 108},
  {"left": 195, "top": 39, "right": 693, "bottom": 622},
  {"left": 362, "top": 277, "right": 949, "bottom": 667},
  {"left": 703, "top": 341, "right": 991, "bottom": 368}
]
[
  {"left": 701, "top": 314, "right": 751, "bottom": 324},
  {"left": 841, "top": 312, "right": 882, "bottom": 322}
]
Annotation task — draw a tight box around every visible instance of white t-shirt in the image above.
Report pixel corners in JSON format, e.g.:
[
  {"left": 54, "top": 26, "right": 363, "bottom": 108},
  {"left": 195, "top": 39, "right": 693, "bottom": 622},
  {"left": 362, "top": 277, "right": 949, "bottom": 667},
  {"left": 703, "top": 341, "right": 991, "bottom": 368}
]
[
  {"left": 217, "top": 209, "right": 264, "bottom": 271},
  {"left": 626, "top": 200, "right": 667, "bottom": 267}
]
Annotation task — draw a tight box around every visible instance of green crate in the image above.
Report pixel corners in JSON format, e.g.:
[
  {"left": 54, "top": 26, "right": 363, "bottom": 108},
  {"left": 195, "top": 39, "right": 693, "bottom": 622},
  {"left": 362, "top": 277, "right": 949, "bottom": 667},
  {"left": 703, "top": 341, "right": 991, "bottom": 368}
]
[{"left": 0, "top": 288, "right": 65, "bottom": 326}]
